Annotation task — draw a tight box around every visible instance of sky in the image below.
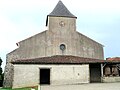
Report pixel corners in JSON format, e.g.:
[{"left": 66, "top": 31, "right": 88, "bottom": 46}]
[{"left": 0, "top": 0, "right": 120, "bottom": 70}]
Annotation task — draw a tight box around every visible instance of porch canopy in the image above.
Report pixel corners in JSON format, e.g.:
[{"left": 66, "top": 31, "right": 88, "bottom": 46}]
[{"left": 11, "top": 55, "right": 120, "bottom": 64}]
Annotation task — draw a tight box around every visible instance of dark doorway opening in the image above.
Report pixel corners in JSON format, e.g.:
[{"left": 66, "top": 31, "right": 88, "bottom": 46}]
[
  {"left": 89, "top": 64, "right": 101, "bottom": 83},
  {"left": 40, "top": 69, "right": 50, "bottom": 84}
]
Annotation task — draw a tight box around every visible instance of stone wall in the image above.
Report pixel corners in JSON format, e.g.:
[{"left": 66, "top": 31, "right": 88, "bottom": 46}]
[
  {"left": 3, "top": 63, "right": 14, "bottom": 88},
  {"left": 102, "top": 77, "right": 120, "bottom": 83},
  {"left": 12, "top": 64, "right": 89, "bottom": 88},
  {"left": 76, "top": 32, "right": 104, "bottom": 59}
]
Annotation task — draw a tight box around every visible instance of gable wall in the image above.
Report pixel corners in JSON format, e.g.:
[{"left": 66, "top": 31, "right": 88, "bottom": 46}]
[
  {"left": 75, "top": 32, "right": 104, "bottom": 59},
  {"left": 6, "top": 17, "right": 103, "bottom": 63}
]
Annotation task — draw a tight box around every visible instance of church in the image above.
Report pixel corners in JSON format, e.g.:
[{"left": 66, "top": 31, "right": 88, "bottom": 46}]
[{"left": 3, "top": 1, "right": 120, "bottom": 88}]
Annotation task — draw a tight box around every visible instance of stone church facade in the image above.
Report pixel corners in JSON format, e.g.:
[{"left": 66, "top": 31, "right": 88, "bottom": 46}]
[{"left": 3, "top": 1, "right": 105, "bottom": 88}]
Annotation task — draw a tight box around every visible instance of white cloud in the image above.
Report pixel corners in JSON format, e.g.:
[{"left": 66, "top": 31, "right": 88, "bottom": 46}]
[
  {"left": 64, "top": 0, "right": 120, "bottom": 10},
  {"left": 1, "top": 0, "right": 120, "bottom": 12},
  {"left": 0, "top": 14, "right": 18, "bottom": 50}
]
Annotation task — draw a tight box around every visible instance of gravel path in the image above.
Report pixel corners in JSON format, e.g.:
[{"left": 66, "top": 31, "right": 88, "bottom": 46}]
[{"left": 40, "top": 83, "right": 120, "bottom": 90}]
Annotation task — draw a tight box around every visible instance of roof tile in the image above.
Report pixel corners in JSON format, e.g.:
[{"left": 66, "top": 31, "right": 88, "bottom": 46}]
[{"left": 12, "top": 55, "right": 106, "bottom": 64}]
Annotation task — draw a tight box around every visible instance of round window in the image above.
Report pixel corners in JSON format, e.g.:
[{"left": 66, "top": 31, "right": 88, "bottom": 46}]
[
  {"left": 59, "top": 21, "right": 65, "bottom": 27},
  {"left": 60, "top": 44, "right": 66, "bottom": 51}
]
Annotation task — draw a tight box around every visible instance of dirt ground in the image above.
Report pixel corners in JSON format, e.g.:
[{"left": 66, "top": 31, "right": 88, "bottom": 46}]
[{"left": 40, "top": 83, "right": 120, "bottom": 90}]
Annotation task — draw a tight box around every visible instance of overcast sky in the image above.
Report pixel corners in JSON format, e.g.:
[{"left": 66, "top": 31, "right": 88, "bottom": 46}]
[{"left": 0, "top": 0, "right": 120, "bottom": 69}]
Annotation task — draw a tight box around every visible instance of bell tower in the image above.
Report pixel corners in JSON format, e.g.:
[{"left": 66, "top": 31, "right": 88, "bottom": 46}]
[
  {"left": 46, "top": 0, "right": 77, "bottom": 33},
  {"left": 45, "top": 0, "right": 77, "bottom": 56}
]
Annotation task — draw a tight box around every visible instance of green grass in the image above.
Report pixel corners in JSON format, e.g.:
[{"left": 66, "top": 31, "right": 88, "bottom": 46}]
[{"left": 0, "top": 87, "right": 38, "bottom": 90}]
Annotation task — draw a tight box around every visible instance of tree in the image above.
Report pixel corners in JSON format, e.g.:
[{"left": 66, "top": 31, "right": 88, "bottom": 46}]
[{"left": 0, "top": 57, "right": 3, "bottom": 87}]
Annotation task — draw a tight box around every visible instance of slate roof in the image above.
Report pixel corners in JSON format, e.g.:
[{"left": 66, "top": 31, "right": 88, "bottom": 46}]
[
  {"left": 12, "top": 55, "right": 106, "bottom": 64},
  {"left": 48, "top": 0, "right": 76, "bottom": 18},
  {"left": 46, "top": 0, "right": 77, "bottom": 26}
]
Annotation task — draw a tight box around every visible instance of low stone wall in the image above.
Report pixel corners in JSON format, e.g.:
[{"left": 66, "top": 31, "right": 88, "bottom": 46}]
[{"left": 103, "top": 77, "right": 120, "bottom": 83}]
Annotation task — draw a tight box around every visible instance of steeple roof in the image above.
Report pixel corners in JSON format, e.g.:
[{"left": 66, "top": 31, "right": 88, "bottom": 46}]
[
  {"left": 46, "top": 0, "right": 77, "bottom": 26},
  {"left": 48, "top": 0, "right": 76, "bottom": 18}
]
